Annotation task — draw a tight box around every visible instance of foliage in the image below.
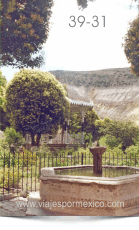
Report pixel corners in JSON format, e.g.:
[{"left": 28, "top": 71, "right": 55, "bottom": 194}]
[
  {"left": 0, "top": 70, "right": 7, "bottom": 89},
  {"left": 0, "top": 166, "right": 22, "bottom": 189},
  {"left": 69, "top": 108, "right": 100, "bottom": 141},
  {"left": 1, "top": 0, "right": 53, "bottom": 68},
  {"left": 84, "top": 108, "right": 100, "bottom": 133},
  {"left": 0, "top": 71, "right": 10, "bottom": 130},
  {"left": 77, "top": 0, "right": 95, "bottom": 10},
  {"left": 84, "top": 132, "right": 93, "bottom": 146},
  {"left": 100, "top": 120, "right": 139, "bottom": 151},
  {"left": 125, "top": 143, "right": 139, "bottom": 158},
  {"left": 69, "top": 111, "right": 81, "bottom": 134},
  {"left": 104, "top": 135, "right": 121, "bottom": 149},
  {"left": 0, "top": 70, "right": 7, "bottom": 114},
  {"left": 5, "top": 69, "right": 70, "bottom": 145},
  {"left": 50, "top": 69, "right": 139, "bottom": 88},
  {"left": 4, "top": 127, "right": 25, "bottom": 148},
  {"left": 19, "top": 147, "right": 36, "bottom": 167},
  {"left": 93, "top": 119, "right": 103, "bottom": 141},
  {"left": 123, "top": 16, "right": 139, "bottom": 77}
]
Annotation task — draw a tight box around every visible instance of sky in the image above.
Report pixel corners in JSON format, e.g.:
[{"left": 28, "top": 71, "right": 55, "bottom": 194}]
[{"left": 1, "top": 0, "right": 139, "bottom": 82}]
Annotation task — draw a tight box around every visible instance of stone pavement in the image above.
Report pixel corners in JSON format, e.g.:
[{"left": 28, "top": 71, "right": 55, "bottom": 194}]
[
  {"left": 0, "top": 192, "right": 72, "bottom": 216},
  {"left": 0, "top": 197, "right": 28, "bottom": 216}
]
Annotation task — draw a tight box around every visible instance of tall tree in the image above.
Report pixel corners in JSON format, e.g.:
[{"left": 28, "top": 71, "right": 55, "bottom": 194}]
[
  {"left": 84, "top": 108, "right": 100, "bottom": 134},
  {"left": 69, "top": 111, "right": 82, "bottom": 134},
  {"left": 5, "top": 69, "right": 70, "bottom": 146},
  {"left": 69, "top": 108, "right": 100, "bottom": 139},
  {"left": 123, "top": 16, "right": 139, "bottom": 77},
  {"left": 1, "top": 0, "right": 53, "bottom": 68},
  {"left": 0, "top": 70, "right": 10, "bottom": 130}
]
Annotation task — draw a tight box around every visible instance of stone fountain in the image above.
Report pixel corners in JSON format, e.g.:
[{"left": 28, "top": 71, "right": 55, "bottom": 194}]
[
  {"left": 39, "top": 144, "right": 139, "bottom": 216},
  {"left": 89, "top": 146, "right": 107, "bottom": 175}
]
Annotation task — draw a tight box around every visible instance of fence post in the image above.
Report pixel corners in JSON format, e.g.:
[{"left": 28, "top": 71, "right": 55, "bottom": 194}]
[
  {"left": 78, "top": 152, "right": 79, "bottom": 164},
  {"left": 8, "top": 151, "right": 10, "bottom": 193},
  {"left": 81, "top": 154, "right": 83, "bottom": 165},
  {"left": 85, "top": 152, "right": 86, "bottom": 165},
  {"left": 52, "top": 153, "right": 53, "bottom": 167},
  {"left": 18, "top": 151, "right": 19, "bottom": 195},
  {"left": 3, "top": 150, "right": 5, "bottom": 195}
]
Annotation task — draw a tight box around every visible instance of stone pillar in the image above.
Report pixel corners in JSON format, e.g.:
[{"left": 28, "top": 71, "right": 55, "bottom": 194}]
[
  {"left": 93, "top": 153, "right": 103, "bottom": 174},
  {"left": 89, "top": 147, "right": 107, "bottom": 175}
]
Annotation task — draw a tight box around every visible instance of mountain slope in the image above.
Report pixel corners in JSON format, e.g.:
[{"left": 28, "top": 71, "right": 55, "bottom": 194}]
[
  {"left": 50, "top": 68, "right": 139, "bottom": 125},
  {"left": 50, "top": 68, "right": 139, "bottom": 88}
]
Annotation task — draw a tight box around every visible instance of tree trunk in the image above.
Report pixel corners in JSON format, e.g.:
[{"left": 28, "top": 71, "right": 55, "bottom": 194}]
[
  {"left": 31, "top": 133, "right": 35, "bottom": 146},
  {"left": 61, "top": 125, "right": 64, "bottom": 144},
  {"left": 36, "top": 133, "right": 41, "bottom": 146}
]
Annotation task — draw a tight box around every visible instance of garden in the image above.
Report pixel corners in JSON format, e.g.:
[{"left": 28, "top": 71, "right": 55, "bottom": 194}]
[
  {"left": 0, "top": 124, "right": 139, "bottom": 195},
  {"left": 0, "top": 68, "right": 139, "bottom": 196}
]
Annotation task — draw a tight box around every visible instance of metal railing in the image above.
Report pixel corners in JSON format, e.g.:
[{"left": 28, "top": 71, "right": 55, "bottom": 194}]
[{"left": 0, "top": 149, "right": 139, "bottom": 196}]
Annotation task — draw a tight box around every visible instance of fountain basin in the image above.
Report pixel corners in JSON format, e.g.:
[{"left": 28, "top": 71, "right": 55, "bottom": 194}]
[{"left": 40, "top": 165, "right": 139, "bottom": 216}]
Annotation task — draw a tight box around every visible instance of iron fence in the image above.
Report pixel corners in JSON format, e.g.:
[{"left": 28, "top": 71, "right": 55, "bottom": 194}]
[{"left": 0, "top": 149, "right": 139, "bottom": 196}]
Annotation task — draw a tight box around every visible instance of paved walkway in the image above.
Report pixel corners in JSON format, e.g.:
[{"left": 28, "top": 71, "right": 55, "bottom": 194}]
[
  {"left": 0, "top": 197, "right": 28, "bottom": 216},
  {"left": 0, "top": 193, "right": 72, "bottom": 216}
]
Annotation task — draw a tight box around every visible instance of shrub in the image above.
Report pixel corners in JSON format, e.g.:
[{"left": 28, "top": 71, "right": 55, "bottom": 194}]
[
  {"left": 125, "top": 144, "right": 139, "bottom": 166},
  {"left": 19, "top": 147, "right": 36, "bottom": 167},
  {"left": 0, "top": 166, "right": 22, "bottom": 190},
  {"left": 4, "top": 127, "right": 25, "bottom": 149}
]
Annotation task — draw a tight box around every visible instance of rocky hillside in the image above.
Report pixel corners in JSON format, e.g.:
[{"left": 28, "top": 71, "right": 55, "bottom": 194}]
[
  {"left": 50, "top": 68, "right": 139, "bottom": 125},
  {"left": 50, "top": 68, "right": 139, "bottom": 89}
]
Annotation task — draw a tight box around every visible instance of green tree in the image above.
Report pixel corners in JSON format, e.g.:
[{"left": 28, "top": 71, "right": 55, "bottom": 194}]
[
  {"left": 69, "top": 111, "right": 81, "bottom": 134},
  {"left": 84, "top": 108, "right": 100, "bottom": 134},
  {"left": 5, "top": 69, "right": 70, "bottom": 146},
  {"left": 1, "top": 0, "right": 53, "bottom": 68},
  {"left": 101, "top": 120, "right": 139, "bottom": 151},
  {"left": 68, "top": 108, "right": 101, "bottom": 144},
  {"left": 123, "top": 16, "right": 139, "bottom": 77},
  {"left": 0, "top": 70, "right": 10, "bottom": 130}
]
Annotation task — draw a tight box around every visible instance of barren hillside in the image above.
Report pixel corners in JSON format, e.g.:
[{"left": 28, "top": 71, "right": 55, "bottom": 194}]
[
  {"left": 50, "top": 68, "right": 139, "bottom": 125},
  {"left": 50, "top": 68, "right": 139, "bottom": 88}
]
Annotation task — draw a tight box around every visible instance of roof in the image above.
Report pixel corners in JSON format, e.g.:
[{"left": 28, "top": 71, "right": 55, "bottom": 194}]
[{"left": 66, "top": 97, "right": 94, "bottom": 107}]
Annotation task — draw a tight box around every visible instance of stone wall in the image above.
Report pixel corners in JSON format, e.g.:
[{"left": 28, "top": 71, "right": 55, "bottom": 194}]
[{"left": 40, "top": 167, "right": 139, "bottom": 216}]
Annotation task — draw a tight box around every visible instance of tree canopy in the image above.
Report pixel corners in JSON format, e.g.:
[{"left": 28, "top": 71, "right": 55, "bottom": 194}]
[
  {"left": 1, "top": 0, "right": 53, "bottom": 68},
  {"left": 100, "top": 120, "right": 139, "bottom": 151},
  {"left": 5, "top": 69, "right": 70, "bottom": 145},
  {"left": 69, "top": 108, "right": 100, "bottom": 139},
  {"left": 0, "top": 70, "right": 10, "bottom": 130},
  {"left": 123, "top": 16, "right": 139, "bottom": 77}
]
